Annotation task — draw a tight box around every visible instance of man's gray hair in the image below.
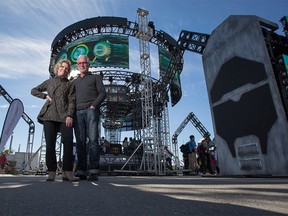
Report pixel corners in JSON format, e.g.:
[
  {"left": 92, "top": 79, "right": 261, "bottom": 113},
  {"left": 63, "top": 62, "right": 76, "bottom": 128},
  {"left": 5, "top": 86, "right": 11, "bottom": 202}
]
[{"left": 77, "top": 55, "right": 90, "bottom": 62}]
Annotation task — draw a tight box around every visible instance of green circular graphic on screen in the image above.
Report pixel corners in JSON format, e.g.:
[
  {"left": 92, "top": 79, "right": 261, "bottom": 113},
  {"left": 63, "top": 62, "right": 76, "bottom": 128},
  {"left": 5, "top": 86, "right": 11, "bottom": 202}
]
[
  {"left": 71, "top": 44, "right": 89, "bottom": 62},
  {"left": 93, "top": 41, "right": 111, "bottom": 59}
]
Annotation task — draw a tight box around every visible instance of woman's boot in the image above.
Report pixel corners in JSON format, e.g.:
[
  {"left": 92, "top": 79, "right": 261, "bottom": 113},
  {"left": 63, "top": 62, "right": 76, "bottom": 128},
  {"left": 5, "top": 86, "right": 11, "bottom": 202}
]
[{"left": 46, "top": 171, "right": 56, "bottom": 181}]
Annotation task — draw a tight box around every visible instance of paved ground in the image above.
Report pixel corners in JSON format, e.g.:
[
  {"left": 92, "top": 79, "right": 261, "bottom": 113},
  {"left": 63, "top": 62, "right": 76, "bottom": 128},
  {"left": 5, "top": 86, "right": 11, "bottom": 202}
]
[{"left": 0, "top": 174, "right": 287, "bottom": 216}]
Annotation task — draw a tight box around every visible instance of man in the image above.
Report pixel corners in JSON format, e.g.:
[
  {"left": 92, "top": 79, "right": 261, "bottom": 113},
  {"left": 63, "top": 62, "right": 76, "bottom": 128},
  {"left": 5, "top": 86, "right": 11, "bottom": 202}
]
[
  {"left": 74, "top": 55, "right": 106, "bottom": 181},
  {"left": 197, "top": 140, "right": 208, "bottom": 174},
  {"left": 187, "top": 135, "right": 197, "bottom": 175},
  {"left": 180, "top": 143, "right": 189, "bottom": 175}
]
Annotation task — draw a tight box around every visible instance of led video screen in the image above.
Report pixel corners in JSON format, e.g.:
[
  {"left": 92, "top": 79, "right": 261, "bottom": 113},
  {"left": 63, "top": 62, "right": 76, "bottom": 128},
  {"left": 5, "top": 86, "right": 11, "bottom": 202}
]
[
  {"left": 159, "top": 47, "right": 182, "bottom": 106},
  {"left": 56, "top": 35, "right": 129, "bottom": 69}
]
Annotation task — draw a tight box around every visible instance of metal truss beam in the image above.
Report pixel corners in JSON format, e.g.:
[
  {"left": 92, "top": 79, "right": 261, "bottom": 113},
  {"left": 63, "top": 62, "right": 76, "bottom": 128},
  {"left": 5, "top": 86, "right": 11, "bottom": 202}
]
[
  {"left": 172, "top": 112, "right": 212, "bottom": 151},
  {"left": 177, "top": 30, "right": 210, "bottom": 54}
]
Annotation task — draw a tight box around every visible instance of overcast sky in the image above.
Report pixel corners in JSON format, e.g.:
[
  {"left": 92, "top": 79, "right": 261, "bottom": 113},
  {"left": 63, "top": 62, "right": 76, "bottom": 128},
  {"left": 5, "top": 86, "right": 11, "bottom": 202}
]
[{"left": 0, "top": 0, "right": 287, "bottom": 158}]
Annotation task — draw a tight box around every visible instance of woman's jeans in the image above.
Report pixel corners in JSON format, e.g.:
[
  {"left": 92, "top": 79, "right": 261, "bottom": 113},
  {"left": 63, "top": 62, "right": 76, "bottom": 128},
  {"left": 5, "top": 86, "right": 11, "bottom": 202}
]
[
  {"left": 43, "top": 121, "right": 73, "bottom": 172},
  {"left": 74, "top": 108, "right": 100, "bottom": 175}
]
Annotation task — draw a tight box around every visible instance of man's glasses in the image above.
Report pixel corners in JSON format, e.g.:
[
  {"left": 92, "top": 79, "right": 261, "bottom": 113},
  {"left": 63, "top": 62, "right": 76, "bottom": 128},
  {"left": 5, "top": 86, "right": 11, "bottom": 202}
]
[{"left": 77, "top": 62, "right": 88, "bottom": 65}]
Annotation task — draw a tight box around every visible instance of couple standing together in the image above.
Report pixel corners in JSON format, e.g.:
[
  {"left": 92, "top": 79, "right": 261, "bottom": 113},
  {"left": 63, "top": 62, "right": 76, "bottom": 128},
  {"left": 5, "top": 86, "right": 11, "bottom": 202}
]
[{"left": 31, "top": 55, "right": 106, "bottom": 182}]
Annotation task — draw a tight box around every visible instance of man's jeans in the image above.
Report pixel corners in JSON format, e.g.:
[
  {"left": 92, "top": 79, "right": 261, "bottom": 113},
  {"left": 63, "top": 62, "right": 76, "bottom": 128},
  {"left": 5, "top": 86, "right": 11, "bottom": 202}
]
[{"left": 75, "top": 108, "right": 100, "bottom": 175}]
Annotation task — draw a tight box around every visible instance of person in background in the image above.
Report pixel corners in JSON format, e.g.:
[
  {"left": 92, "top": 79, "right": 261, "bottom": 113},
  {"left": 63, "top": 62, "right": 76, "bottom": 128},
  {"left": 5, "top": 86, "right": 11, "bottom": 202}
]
[
  {"left": 57, "top": 159, "right": 63, "bottom": 175},
  {"left": 164, "top": 146, "right": 174, "bottom": 170},
  {"left": 187, "top": 135, "right": 197, "bottom": 175},
  {"left": 21, "top": 161, "right": 25, "bottom": 173},
  {"left": 39, "top": 162, "right": 44, "bottom": 173},
  {"left": 180, "top": 143, "right": 189, "bottom": 175},
  {"left": 122, "top": 137, "right": 129, "bottom": 155},
  {"left": 0, "top": 152, "right": 9, "bottom": 174},
  {"left": 73, "top": 55, "right": 106, "bottom": 181},
  {"left": 31, "top": 59, "right": 79, "bottom": 182},
  {"left": 197, "top": 139, "right": 207, "bottom": 174},
  {"left": 128, "top": 137, "right": 135, "bottom": 155},
  {"left": 100, "top": 137, "right": 106, "bottom": 154},
  {"left": 104, "top": 138, "right": 111, "bottom": 154}
]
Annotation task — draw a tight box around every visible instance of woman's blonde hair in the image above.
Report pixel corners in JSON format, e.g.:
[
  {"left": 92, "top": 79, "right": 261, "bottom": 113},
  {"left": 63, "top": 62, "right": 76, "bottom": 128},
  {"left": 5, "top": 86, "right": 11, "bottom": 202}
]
[{"left": 54, "top": 59, "right": 72, "bottom": 77}]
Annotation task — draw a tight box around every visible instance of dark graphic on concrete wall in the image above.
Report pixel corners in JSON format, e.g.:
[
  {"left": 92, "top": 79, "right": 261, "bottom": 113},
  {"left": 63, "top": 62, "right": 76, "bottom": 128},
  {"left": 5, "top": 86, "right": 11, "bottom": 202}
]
[{"left": 211, "top": 57, "right": 277, "bottom": 157}]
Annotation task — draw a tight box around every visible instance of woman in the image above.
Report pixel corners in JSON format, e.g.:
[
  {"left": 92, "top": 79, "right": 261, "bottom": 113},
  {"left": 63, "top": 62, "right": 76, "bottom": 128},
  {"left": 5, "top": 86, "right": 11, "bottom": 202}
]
[{"left": 31, "top": 59, "right": 79, "bottom": 182}]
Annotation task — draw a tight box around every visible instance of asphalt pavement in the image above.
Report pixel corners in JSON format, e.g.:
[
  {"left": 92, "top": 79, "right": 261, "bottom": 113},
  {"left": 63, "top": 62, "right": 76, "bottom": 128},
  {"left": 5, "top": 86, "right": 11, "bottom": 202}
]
[{"left": 0, "top": 174, "right": 287, "bottom": 216}]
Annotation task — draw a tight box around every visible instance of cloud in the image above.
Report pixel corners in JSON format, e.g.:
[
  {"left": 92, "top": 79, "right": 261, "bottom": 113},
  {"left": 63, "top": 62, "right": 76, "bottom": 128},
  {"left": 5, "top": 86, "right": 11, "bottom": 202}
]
[
  {"left": 0, "top": 35, "right": 50, "bottom": 79},
  {"left": 30, "top": 105, "right": 39, "bottom": 108},
  {"left": 0, "top": 104, "right": 9, "bottom": 109},
  {"left": 0, "top": 0, "right": 117, "bottom": 80}
]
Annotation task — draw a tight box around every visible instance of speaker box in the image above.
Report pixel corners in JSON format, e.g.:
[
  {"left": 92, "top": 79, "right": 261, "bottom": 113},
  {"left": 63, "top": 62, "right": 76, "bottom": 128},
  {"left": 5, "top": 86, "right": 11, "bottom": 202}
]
[
  {"left": 109, "top": 144, "right": 122, "bottom": 156},
  {"left": 202, "top": 15, "right": 288, "bottom": 175}
]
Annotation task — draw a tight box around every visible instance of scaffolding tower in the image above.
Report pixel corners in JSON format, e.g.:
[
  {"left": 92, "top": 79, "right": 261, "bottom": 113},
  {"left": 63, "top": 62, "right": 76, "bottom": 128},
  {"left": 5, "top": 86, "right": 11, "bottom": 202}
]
[{"left": 136, "top": 8, "right": 158, "bottom": 174}]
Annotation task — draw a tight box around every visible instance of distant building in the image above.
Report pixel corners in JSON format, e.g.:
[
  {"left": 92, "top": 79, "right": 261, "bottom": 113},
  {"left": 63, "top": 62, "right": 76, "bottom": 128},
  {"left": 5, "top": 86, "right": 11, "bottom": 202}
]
[{"left": 7, "top": 152, "right": 39, "bottom": 172}]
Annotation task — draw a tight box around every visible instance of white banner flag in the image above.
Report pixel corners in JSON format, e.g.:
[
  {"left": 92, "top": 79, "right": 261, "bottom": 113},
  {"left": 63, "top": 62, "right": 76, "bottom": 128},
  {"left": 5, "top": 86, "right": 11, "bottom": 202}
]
[{"left": 0, "top": 99, "right": 24, "bottom": 152}]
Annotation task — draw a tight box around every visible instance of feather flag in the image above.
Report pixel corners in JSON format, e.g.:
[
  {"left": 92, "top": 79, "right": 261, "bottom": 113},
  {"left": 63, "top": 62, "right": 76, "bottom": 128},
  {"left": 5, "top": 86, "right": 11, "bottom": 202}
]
[{"left": 0, "top": 99, "right": 24, "bottom": 152}]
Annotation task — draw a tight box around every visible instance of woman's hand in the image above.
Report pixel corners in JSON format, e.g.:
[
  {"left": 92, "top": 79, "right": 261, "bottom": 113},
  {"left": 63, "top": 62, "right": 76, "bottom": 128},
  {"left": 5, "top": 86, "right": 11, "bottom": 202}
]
[{"left": 46, "top": 95, "right": 52, "bottom": 101}]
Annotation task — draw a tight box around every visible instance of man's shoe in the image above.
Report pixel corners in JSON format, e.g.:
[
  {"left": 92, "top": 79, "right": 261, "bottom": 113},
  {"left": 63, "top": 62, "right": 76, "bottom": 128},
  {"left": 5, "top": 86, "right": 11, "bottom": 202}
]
[
  {"left": 87, "top": 174, "right": 98, "bottom": 181},
  {"left": 75, "top": 173, "right": 87, "bottom": 180}
]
